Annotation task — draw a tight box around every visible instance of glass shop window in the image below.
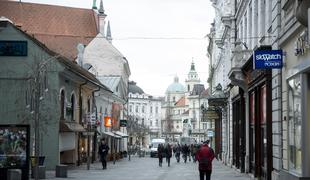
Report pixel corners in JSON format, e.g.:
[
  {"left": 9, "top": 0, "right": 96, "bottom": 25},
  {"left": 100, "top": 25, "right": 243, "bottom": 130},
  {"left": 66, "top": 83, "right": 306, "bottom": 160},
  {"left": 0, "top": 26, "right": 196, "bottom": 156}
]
[{"left": 288, "top": 75, "right": 302, "bottom": 174}]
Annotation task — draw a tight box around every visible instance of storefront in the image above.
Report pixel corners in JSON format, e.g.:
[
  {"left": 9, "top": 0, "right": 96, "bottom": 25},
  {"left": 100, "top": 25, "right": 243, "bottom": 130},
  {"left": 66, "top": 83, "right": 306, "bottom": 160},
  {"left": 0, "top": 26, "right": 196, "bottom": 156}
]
[
  {"left": 280, "top": 50, "right": 310, "bottom": 180},
  {"left": 242, "top": 48, "right": 273, "bottom": 180},
  {"left": 232, "top": 89, "right": 246, "bottom": 172}
]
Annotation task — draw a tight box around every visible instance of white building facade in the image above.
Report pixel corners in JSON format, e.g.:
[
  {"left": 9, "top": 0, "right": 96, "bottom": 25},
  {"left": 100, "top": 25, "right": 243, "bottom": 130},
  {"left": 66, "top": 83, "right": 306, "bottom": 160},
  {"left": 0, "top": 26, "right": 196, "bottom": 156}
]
[{"left": 128, "top": 81, "right": 162, "bottom": 148}]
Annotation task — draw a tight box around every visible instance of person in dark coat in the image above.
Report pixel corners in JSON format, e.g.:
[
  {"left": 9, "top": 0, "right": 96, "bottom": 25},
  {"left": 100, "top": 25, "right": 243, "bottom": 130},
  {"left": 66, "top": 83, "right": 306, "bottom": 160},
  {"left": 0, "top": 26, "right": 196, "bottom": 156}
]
[
  {"left": 182, "top": 144, "right": 189, "bottom": 163},
  {"left": 98, "top": 138, "right": 110, "bottom": 170},
  {"left": 195, "top": 140, "right": 215, "bottom": 180},
  {"left": 157, "top": 143, "right": 164, "bottom": 167},
  {"left": 173, "top": 143, "right": 181, "bottom": 163},
  {"left": 165, "top": 143, "right": 173, "bottom": 167}
]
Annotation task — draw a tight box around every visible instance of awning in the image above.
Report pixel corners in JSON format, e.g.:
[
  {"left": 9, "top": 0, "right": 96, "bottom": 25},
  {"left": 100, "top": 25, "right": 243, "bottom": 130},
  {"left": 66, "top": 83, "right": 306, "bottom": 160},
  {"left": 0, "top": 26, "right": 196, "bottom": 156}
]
[
  {"left": 114, "top": 131, "right": 128, "bottom": 138},
  {"left": 59, "top": 121, "right": 86, "bottom": 132},
  {"left": 102, "top": 131, "right": 121, "bottom": 138}
]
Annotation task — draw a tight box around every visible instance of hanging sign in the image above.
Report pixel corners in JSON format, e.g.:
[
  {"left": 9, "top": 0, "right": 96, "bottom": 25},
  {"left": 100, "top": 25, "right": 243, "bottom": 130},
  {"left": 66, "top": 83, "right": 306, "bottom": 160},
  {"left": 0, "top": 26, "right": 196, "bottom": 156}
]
[
  {"left": 104, "top": 116, "right": 112, "bottom": 127},
  {"left": 253, "top": 50, "right": 283, "bottom": 69}
]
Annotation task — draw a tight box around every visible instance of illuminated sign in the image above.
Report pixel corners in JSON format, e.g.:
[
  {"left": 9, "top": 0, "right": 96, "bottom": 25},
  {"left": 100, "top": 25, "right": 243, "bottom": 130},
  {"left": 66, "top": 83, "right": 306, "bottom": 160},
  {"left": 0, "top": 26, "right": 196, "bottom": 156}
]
[
  {"left": 104, "top": 116, "right": 112, "bottom": 127},
  {"left": 254, "top": 50, "right": 283, "bottom": 69}
]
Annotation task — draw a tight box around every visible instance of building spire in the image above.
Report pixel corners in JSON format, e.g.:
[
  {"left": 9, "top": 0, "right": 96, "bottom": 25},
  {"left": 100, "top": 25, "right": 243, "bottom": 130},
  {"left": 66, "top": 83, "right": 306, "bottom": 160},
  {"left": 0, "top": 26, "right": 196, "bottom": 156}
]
[
  {"left": 92, "top": 0, "right": 97, "bottom": 9},
  {"left": 190, "top": 59, "right": 195, "bottom": 71},
  {"left": 98, "top": 0, "right": 105, "bottom": 14},
  {"left": 106, "top": 21, "right": 112, "bottom": 43}
]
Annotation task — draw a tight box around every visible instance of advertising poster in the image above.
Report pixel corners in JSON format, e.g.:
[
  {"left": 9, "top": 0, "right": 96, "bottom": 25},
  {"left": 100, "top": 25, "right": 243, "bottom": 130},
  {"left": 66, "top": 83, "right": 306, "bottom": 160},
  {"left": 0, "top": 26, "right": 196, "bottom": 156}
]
[{"left": 0, "top": 125, "right": 29, "bottom": 180}]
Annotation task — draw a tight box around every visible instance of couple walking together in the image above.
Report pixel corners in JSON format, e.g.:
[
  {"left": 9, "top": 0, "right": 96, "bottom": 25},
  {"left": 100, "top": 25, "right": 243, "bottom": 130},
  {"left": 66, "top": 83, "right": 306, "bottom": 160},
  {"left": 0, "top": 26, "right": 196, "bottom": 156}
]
[{"left": 157, "top": 143, "right": 173, "bottom": 167}]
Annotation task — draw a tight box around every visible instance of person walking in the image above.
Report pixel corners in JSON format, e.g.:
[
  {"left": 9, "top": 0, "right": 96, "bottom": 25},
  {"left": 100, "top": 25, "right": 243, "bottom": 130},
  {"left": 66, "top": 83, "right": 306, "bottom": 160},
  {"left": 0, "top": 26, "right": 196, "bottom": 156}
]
[
  {"left": 157, "top": 143, "right": 164, "bottom": 167},
  {"left": 181, "top": 144, "right": 189, "bottom": 163},
  {"left": 165, "top": 143, "right": 172, "bottom": 167},
  {"left": 195, "top": 140, "right": 215, "bottom": 180},
  {"left": 173, "top": 143, "right": 181, "bottom": 163},
  {"left": 98, "top": 138, "right": 110, "bottom": 170}
]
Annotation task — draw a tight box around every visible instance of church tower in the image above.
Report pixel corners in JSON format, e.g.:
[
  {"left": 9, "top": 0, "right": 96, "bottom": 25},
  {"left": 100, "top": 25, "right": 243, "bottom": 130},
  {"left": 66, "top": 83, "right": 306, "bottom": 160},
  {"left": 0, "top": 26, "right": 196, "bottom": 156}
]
[{"left": 185, "top": 60, "right": 200, "bottom": 93}]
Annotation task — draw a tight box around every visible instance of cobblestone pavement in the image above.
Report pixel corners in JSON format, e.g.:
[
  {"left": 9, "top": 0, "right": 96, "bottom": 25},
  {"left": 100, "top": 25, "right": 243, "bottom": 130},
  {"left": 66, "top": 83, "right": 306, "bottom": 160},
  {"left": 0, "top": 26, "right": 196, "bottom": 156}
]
[{"left": 43, "top": 156, "right": 251, "bottom": 180}]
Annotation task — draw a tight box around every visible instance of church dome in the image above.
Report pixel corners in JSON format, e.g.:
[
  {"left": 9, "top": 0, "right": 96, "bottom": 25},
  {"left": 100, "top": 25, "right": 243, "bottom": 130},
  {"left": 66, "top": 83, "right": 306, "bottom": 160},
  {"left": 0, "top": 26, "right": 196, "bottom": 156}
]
[
  {"left": 166, "top": 76, "right": 186, "bottom": 93},
  {"left": 129, "top": 81, "right": 144, "bottom": 94}
]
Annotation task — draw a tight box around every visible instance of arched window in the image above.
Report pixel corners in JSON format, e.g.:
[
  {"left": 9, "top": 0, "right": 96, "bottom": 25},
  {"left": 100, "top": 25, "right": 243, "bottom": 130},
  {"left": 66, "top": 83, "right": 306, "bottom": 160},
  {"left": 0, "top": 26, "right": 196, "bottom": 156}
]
[
  {"left": 60, "top": 90, "right": 65, "bottom": 119},
  {"left": 70, "top": 94, "right": 75, "bottom": 121}
]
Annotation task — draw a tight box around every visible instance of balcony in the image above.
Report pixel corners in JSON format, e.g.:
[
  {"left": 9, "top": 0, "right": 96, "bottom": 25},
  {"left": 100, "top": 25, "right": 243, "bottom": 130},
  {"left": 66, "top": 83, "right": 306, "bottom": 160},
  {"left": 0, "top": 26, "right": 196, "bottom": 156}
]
[{"left": 228, "top": 43, "right": 252, "bottom": 89}]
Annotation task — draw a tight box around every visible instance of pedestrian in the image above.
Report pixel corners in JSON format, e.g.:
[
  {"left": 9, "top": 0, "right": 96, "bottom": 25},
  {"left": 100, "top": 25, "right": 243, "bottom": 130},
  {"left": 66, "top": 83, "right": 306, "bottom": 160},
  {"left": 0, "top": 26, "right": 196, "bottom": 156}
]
[
  {"left": 98, "top": 138, "right": 110, "bottom": 170},
  {"left": 195, "top": 140, "right": 215, "bottom": 180},
  {"left": 173, "top": 143, "right": 181, "bottom": 163},
  {"left": 157, "top": 143, "right": 164, "bottom": 167},
  {"left": 165, "top": 143, "right": 172, "bottom": 167},
  {"left": 181, "top": 144, "right": 189, "bottom": 163}
]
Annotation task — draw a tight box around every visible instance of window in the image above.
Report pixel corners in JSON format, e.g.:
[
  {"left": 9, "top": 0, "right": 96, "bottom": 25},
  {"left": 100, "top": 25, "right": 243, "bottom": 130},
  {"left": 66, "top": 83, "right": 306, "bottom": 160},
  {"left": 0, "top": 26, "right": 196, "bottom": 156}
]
[
  {"left": 150, "top": 121, "right": 153, "bottom": 126},
  {"left": 129, "top": 105, "right": 133, "bottom": 113},
  {"left": 116, "top": 85, "right": 119, "bottom": 92},
  {"left": 70, "top": 94, "right": 75, "bottom": 121},
  {"left": 156, "top": 107, "right": 158, "bottom": 114},
  {"left": 135, "top": 105, "right": 139, "bottom": 113},
  {"left": 288, "top": 75, "right": 302, "bottom": 174},
  {"left": 188, "top": 85, "right": 190, "bottom": 91},
  {"left": 155, "top": 119, "right": 158, "bottom": 126},
  {"left": 60, "top": 90, "right": 65, "bottom": 119},
  {"left": 150, "top": 106, "right": 153, "bottom": 113},
  {"left": 173, "top": 96, "right": 176, "bottom": 102},
  {"left": 142, "top": 106, "right": 145, "bottom": 113},
  {"left": 142, "top": 118, "right": 144, "bottom": 125}
]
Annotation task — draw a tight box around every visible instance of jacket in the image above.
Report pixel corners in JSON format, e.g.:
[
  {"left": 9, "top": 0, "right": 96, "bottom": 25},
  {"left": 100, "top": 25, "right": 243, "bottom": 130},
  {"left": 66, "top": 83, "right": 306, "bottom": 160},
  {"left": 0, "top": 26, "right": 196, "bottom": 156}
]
[{"left": 195, "top": 144, "right": 215, "bottom": 171}]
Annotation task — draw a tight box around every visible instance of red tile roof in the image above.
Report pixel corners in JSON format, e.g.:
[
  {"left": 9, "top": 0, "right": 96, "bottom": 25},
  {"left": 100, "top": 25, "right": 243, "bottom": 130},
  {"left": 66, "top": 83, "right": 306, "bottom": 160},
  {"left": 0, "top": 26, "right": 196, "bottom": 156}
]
[
  {"left": 175, "top": 97, "right": 185, "bottom": 107},
  {"left": 0, "top": 1, "right": 99, "bottom": 60}
]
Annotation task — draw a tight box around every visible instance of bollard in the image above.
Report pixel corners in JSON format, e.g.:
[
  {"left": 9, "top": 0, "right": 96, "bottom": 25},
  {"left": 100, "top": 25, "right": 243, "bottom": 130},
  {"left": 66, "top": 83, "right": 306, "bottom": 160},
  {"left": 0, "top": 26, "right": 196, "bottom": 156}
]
[
  {"left": 56, "top": 164, "right": 68, "bottom": 178},
  {"left": 7, "top": 169, "right": 22, "bottom": 180}
]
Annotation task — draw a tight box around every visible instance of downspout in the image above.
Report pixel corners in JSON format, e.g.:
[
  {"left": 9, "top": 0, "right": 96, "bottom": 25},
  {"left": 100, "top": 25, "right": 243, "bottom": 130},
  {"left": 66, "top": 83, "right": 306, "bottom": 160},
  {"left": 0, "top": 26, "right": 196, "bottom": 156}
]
[{"left": 77, "top": 81, "right": 87, "bottom": 166}]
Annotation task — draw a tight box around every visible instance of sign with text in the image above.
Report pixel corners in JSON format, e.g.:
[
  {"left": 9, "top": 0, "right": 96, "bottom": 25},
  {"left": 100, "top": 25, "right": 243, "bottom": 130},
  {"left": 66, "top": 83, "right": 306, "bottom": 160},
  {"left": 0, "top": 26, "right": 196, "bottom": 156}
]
[
  {"left": 253, "top": 50, "right": 283, "bottom": 69},
  {"left": 120, "top": 120, "right": 127, "bottom": 127},
  {"left": 0, "top": 41, "right": 27, "bottom": 56},
  {"left": 206, "top": 110, "right": 219, "bottom": 120}
]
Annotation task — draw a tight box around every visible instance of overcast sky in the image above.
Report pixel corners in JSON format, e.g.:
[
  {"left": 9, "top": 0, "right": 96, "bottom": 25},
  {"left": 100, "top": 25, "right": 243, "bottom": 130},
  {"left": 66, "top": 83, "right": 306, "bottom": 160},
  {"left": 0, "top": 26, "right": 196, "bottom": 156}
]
[{"left": 21, "top": 0, "right": 215, "bottom": 96}]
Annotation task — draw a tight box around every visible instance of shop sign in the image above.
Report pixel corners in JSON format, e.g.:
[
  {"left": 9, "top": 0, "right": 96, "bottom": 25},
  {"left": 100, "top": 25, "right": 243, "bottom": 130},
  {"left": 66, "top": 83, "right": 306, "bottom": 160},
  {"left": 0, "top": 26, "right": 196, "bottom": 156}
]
[
  {"left": 253, "top": 50, "right": 283, "bottom": 69},
  {"left": 0, "top": 41, "right": 27, "bottom": 56},
  {"left": 104, "top": 116, "right": 112, "bottom": 127},
  {"left": 206, "top": 110, "right": 219, "bottom": 120},
  {"left": 120, "top": 120, "right": 127, "bottom": 127},
  {"left": 207, "top": 130, "right": 214, "bottom": 137}
]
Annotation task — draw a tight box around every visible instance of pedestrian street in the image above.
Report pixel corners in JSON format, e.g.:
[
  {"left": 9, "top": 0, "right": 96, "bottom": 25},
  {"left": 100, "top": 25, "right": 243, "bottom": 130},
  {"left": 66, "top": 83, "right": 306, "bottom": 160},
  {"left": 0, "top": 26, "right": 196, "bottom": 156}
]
[{"left": 44, "top": 156, "right": 251, "bottom": 180}]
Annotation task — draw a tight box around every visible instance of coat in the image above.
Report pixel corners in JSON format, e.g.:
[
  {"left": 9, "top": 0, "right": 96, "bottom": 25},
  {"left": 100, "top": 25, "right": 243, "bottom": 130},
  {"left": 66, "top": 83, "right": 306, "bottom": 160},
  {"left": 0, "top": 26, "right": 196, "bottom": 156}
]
[
  {"left": 165, "top": 145, "right": 172, "bottom": 158},
  {"left": 195, "top": 144, "right": 215, "bottom": 171},
  {"left": 98, "top": 144, "right": 109, "bottom": 158}
]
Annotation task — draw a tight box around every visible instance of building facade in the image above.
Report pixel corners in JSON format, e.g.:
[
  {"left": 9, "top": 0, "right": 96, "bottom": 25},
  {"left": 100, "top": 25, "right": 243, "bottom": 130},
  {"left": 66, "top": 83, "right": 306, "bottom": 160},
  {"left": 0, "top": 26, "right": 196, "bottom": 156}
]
[
  {"left": 208, "top": 0, "right": 310, "bottom": 180},
  {"left": 128, "top": 81, "right": 162, "bottom": 148}
]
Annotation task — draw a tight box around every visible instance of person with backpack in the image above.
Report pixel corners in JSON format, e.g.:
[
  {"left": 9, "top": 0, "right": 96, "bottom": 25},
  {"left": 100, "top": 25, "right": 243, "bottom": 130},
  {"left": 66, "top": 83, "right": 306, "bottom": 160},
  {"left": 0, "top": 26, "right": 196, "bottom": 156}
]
[{"left": 195, "top": 140, "right": 215, "bottom": 180}]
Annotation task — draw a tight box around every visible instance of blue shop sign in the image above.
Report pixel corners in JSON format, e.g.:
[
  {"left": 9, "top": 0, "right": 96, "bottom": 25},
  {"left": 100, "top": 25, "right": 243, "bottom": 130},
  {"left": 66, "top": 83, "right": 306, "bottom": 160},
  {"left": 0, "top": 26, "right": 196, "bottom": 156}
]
[
  {"left": 0, "top": 41, "right": 27, "bottom": 56},
  {"left": 253, "top": 50, "right": 283, "bottom": 69}
]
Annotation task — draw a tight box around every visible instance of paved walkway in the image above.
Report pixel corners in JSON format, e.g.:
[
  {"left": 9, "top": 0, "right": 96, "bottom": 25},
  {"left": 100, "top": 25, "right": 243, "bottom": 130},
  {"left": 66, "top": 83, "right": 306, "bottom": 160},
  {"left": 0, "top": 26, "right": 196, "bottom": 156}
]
[{"left": 42, "top": 156, "right": 251, "bottom": 180}]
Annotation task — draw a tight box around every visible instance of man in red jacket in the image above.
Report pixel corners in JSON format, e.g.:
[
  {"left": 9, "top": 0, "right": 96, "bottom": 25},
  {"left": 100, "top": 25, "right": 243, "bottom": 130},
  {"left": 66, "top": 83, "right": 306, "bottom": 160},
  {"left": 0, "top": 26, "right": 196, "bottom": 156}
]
[{"left": 195, "top": 140, "right": 215, "bottom": 180}]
